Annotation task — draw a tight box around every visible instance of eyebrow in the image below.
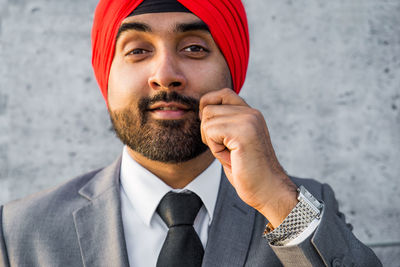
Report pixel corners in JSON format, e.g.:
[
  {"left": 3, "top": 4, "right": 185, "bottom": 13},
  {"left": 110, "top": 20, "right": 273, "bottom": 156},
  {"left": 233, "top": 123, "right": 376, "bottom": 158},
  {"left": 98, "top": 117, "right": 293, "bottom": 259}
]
[
  {"left": 115, "top": 21, "right": 210, "bottom": 42},
  {"left": 174, "top": 21, "right": 210, "bottom": 33},
  {"left": 116, "top": 22, "right": 151, "bottom": 41}
]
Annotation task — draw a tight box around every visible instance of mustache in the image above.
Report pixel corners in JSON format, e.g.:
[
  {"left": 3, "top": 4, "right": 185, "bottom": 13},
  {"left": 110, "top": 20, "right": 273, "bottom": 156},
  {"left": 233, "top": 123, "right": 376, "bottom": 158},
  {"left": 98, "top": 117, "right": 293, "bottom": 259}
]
[{"left": 138, "top": 91, "right": 200, "bottom": 113}]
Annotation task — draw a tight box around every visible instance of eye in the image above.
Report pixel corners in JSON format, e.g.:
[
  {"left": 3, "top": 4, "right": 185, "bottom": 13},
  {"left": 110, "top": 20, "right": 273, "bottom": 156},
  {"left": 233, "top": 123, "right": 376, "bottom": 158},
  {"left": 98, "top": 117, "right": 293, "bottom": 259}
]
[
  {"left": 183, "top": 45, "right": 208, "bottom": 53},
  {"left": 126, "top": 48, "right": 150, "bottom": 56},
  {"left": 182, "top": 45, "right": 209, "bottom": 59}
]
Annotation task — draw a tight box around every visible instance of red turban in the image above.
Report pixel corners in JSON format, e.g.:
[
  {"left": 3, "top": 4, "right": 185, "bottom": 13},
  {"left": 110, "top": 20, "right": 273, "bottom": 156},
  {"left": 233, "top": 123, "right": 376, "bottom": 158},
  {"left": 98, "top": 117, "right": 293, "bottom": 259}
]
[{"left": 92, "top": 0, "right": 249, "bottom": 106}]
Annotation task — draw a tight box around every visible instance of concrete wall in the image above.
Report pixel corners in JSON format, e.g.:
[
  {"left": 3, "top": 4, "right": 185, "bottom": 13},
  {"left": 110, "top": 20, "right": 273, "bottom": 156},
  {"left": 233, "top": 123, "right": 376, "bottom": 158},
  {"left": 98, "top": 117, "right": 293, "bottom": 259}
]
[{"left": 1, "top": 0, "right": 399, "bottom": 265}]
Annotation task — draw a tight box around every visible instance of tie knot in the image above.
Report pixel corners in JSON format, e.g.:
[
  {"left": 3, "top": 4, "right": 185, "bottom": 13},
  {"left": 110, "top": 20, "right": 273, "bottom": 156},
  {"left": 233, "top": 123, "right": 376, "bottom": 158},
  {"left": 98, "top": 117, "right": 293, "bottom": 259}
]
[{"left": 157, "top": 191, "right": 203, "bottom": 228}]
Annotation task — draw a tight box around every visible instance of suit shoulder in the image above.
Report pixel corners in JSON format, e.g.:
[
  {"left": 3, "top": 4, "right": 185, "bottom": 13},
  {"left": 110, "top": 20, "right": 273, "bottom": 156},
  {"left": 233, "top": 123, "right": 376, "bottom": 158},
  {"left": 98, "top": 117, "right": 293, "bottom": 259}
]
[{"left": 2, "top": 167, "right": 103, "bottom": 224}]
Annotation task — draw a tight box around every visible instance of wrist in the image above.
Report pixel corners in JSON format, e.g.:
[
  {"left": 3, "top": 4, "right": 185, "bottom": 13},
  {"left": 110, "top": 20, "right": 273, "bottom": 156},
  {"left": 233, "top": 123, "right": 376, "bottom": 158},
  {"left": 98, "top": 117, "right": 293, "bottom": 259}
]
[
  {"left": 257, "top": 177, "right": 298, "bottom": 227},
  {"left": 263, "top": 185, "right": 324, "bottom": 245}
]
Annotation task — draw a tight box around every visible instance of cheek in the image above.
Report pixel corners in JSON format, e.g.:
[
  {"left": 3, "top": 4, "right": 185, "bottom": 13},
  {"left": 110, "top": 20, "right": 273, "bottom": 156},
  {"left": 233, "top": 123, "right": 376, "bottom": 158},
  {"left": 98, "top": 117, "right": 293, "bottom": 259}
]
[
  {"left": 214, "top": 54, "right": 233, "bottom": 89},
  {"left": 186, "top": 58, "right": 231, "bottom": 97},
  {"left": 214, "top": 60, "right": 232, "bottom": 89},
  {"left": 107, "top": 60, "right": 148, "bottom": 110}
]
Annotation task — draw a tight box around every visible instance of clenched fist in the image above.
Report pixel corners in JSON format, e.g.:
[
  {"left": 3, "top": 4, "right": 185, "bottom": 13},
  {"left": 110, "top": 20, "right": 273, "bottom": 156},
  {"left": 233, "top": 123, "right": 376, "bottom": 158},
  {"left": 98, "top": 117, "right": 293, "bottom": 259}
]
[{"left": 199, "top": 88, "right": 298, "bottom": 227}]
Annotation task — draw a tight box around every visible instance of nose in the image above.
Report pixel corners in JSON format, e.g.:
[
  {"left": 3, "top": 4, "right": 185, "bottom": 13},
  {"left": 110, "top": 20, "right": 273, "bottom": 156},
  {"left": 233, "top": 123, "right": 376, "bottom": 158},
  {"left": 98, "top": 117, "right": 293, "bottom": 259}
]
[{"left": 148, "top": 51, "right": 186, "bottom": 91}]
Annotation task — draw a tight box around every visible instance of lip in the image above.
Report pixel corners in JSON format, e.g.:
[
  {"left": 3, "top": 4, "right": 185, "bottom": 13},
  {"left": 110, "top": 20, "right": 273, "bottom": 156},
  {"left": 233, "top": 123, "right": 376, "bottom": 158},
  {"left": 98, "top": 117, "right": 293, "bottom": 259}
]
[
  {"left": 147, "top": 101, "right": 193, "bottom": 119},
  {"left": 148, "top": 102, "right": 191, "bottom": 111}
]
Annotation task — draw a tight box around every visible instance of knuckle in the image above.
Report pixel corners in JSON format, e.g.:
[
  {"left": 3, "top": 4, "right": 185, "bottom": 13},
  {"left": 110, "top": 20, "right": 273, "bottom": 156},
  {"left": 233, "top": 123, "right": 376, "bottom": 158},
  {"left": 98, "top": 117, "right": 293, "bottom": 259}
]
[
  {"left": 245, "top": 111, "right": 258, "bottom": 121},
  {"left": 201, "top": 120, "right": 209, "bottom": 131},
  {"left": 201, "top": 119, "right": 212, "bottom": 132},
  {"left": 251, "top": 109, "right": 264, "bottom": 122},
  {"left": 202, "top": 105, "right": 211, "bottom": 118},
  {"left": 221, "top": 88, "right": 233, "bottom": 96},
  {"left": 241, "top": 111, "right": 263, "bottom": 128},
  {"left": 199, "top": 98, "right": 208, "bottom": 109},
  {"left": 251, "top": 108, "right": 262, "bottom": 117}
]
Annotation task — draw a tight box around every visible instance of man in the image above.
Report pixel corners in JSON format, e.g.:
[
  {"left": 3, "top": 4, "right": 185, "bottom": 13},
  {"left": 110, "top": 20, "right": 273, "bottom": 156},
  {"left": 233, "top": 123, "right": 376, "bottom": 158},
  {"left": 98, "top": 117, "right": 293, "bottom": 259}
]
[{"left": 0, "top": 0, "right": 381, "bottom": 266}]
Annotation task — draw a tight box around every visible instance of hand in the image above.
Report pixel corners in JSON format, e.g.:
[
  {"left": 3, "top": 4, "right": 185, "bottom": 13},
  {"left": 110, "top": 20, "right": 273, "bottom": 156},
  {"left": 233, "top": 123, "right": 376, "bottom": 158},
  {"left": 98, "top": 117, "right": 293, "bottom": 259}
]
[{"left": 199, "top": 88, "right": 298, "bottom": 227}]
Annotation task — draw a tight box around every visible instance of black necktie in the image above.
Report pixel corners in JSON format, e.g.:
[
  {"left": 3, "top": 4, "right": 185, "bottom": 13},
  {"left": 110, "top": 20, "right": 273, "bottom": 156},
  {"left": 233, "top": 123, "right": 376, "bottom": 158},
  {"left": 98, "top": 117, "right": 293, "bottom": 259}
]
[{"left": 156, "top": 191, "right": 204, "bottom": 267}]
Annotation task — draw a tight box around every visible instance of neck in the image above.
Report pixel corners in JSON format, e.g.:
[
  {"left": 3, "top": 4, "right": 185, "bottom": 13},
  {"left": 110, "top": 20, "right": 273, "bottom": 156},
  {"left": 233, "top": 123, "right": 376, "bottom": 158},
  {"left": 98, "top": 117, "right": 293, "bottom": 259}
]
[{"left": 126, "top": 147, "right": 215, "bottom": 188}]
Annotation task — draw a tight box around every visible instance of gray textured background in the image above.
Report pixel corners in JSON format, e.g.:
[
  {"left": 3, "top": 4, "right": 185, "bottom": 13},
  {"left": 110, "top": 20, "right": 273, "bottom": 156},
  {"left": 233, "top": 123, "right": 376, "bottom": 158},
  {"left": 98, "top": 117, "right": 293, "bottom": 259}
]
[{"left": 0, "top": 0, "right": 399, "bottom": 265}]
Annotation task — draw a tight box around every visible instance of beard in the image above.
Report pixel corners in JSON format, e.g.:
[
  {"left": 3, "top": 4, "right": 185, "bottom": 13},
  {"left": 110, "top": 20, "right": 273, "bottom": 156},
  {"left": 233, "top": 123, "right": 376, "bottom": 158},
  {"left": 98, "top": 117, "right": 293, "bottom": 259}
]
[{"left": 109, "top": 91, "right": 209, "bottom": 163}]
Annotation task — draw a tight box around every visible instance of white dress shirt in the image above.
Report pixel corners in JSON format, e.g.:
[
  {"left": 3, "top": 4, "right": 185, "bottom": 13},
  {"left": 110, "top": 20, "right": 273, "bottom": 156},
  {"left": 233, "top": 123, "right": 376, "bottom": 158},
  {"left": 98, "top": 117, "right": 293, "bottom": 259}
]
[
  {"left": 120, "top": 146, "right": 320, "bottom": 266},
  {"left": 120, "top": 146, "right": 221, "bottom": 267}
]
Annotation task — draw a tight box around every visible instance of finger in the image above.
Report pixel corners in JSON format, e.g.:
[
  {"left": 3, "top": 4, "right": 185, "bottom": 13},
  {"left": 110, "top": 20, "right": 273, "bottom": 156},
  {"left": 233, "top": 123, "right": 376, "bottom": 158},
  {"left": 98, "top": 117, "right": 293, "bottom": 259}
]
[
  {"left": 201, "top": 119, "right": 232, "bottom": 166},
  {"left": 199, "top": 88, "right": 249, "bottom": 119},
  {"left": 213, "top": 148, "right": 232, "bottom": 168},
  {"left": 201, "top": 104, "right": 250, "bottom": 122},
  {"left": 200, "top": 115, "right": 237, "bottom": 150},
  {"left": 202, "top": 107, "right": 267, "bottom": 139}
]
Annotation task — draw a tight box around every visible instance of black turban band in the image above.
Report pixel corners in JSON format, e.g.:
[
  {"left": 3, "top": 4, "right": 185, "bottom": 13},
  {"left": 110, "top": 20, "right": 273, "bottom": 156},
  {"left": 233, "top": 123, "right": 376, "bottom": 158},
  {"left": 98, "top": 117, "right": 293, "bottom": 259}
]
[{"left": 129, "top": 0, "right": 191, "bottom": 16}]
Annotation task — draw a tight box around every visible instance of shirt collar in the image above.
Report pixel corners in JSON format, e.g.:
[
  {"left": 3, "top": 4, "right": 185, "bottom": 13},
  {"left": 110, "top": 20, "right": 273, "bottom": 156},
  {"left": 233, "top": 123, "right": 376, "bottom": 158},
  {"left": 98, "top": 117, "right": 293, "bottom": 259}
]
[{"left": 120, "top": 146, "right": 221, "bottom": 227}]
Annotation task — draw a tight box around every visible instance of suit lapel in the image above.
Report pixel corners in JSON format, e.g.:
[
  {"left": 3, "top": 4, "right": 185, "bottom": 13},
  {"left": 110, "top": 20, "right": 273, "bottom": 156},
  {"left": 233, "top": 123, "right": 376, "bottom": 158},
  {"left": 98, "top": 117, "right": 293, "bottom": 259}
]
[
  {"left": 203, "top": 171, "right": 256, "bottom": 267},
  {"left": 73, "top": 157, "right": 129, "bottom": 267},
  {"left": 71, "top": 158, "right": 257, "bottom": 267}
]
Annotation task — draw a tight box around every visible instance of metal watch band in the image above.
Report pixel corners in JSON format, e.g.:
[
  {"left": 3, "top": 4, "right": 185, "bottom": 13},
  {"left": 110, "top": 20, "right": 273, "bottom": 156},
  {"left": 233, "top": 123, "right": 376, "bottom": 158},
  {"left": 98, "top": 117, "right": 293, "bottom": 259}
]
[{"left": 263, "top": 186, "right": 323, "bottom": 246}]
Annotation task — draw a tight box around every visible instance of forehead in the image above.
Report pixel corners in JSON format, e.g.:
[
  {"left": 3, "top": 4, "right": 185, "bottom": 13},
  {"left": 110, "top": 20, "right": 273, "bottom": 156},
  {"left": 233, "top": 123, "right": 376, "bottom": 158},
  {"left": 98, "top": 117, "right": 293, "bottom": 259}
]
[{"left": 119, "top": 12, "right": 206, "bottom": 34}]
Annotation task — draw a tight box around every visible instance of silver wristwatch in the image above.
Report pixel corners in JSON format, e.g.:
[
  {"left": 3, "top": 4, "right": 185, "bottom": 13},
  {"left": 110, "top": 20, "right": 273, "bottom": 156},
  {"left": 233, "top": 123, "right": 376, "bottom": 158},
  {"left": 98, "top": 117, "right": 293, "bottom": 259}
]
[{"left": 263, "top": 186, "right": 323, "bottom": 245}]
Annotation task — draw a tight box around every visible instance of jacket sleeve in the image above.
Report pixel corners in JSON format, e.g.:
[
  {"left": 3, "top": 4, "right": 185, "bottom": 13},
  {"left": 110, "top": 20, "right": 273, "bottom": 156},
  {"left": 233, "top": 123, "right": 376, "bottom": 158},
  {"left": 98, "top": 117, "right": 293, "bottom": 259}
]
[
  {"left": 0, "top": 206, "right": 11, "bottom": 267},
  {"left": 270, "top": 183, "right": 382, "bottom": 267}
]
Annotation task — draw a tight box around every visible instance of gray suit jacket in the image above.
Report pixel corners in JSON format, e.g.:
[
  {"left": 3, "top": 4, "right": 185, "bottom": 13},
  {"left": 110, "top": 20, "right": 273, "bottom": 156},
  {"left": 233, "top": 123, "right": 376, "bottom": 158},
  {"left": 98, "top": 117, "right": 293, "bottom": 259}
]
[{"left": 0, "top": 157, "right": 381, "bottom": 267}]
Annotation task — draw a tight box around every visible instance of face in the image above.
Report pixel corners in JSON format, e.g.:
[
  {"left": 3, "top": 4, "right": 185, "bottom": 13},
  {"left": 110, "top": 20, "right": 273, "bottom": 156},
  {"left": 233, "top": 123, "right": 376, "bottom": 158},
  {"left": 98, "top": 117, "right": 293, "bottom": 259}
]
[{"left": 108, "top": 12, "right": 232, "bottom": 163}]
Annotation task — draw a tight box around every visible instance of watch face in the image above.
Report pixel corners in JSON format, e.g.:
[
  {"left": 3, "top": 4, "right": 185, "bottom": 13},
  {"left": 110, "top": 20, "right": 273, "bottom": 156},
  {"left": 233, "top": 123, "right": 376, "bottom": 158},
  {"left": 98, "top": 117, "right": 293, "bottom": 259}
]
[{"left": 299, "top": 186, "right": 323, "bottom": 212}]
